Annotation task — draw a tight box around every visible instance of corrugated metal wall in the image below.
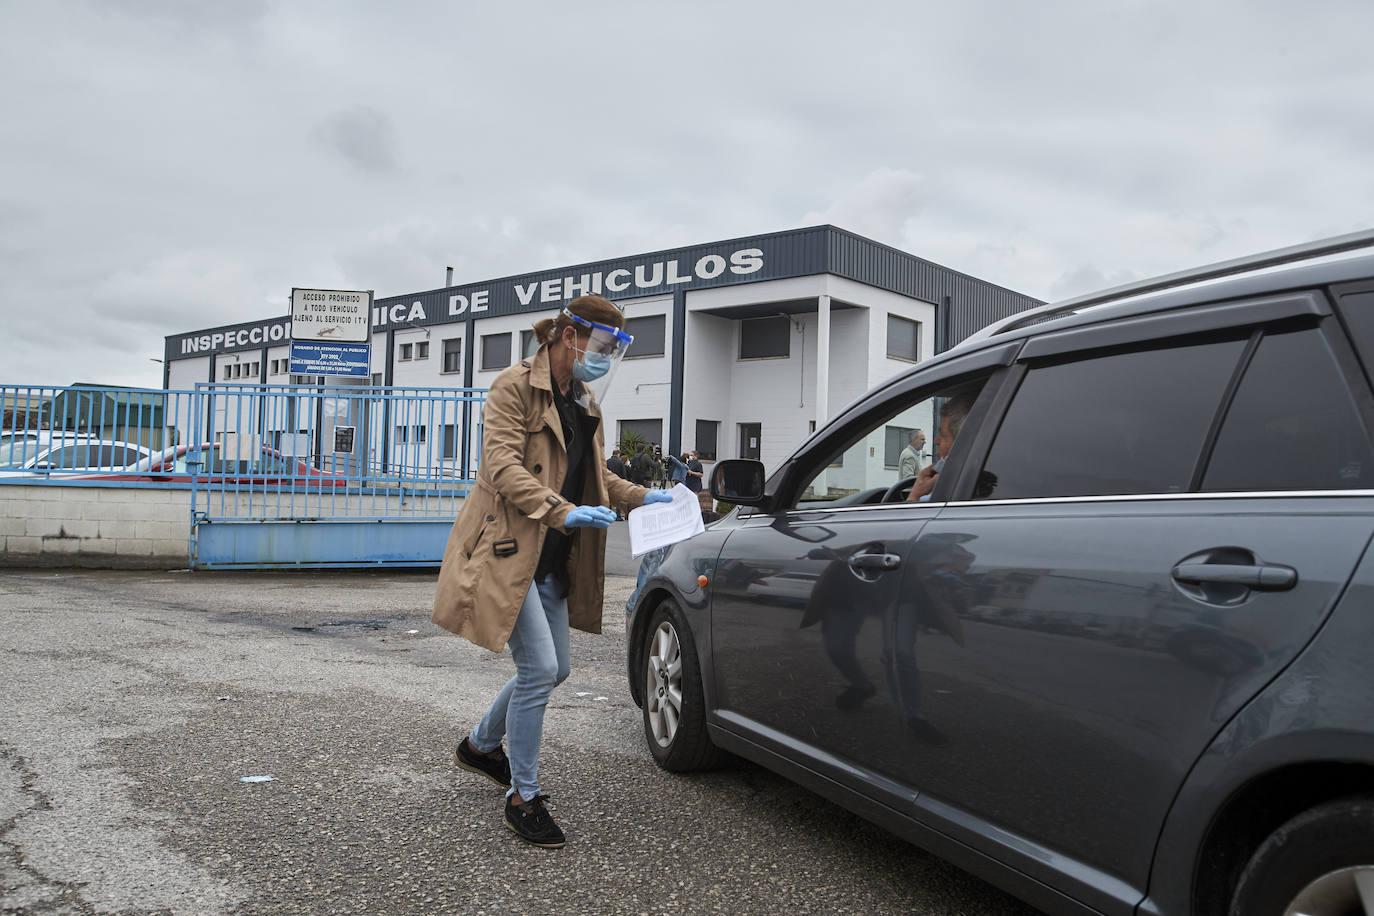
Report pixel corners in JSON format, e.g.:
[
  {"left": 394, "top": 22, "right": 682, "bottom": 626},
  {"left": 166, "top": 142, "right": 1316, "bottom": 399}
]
[{"left": 824, "top": 227, "right": 1044, "bottom": 348}]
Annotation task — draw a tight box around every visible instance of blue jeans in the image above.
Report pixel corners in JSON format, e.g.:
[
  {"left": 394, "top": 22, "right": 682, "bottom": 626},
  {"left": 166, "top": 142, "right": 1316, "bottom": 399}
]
[{"left": 470, "top": 574, "right": 570, "bottom": 799}]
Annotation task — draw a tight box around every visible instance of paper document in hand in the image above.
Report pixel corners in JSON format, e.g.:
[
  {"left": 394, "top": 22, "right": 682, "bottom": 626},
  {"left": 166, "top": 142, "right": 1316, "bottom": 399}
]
[{"left": 628, "top": 484, "right": 705, "bottom": 557}]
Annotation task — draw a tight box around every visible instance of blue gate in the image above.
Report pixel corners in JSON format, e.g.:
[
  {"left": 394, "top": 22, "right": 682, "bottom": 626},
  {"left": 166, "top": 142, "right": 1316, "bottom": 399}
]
[{"left": 187, "top": 382, "right": 486, "bottom": 569}]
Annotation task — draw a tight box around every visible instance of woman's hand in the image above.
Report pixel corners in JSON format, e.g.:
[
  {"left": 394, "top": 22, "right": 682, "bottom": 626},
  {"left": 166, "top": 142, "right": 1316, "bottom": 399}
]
[
  {"left": 642, "top": 490, "right": 673, "bottom": 505},
  {"left": 564, "top": 505, "right": 617, "bottom": 528}
]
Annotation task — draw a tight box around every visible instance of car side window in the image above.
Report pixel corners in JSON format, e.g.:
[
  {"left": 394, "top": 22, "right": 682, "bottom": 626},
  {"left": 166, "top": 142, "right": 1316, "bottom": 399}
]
[
  {"left": 39, "top": 446, "right": 74, "bottom": 469},
  {"left": 792, "top": 376, "right": 990, "bottom": 508},
  {"left": 977, "top": 337, "right": 1247, "bottom": 500},
  {"left": 1202, "top": 327, "right": 1374, "bottom": 491}
]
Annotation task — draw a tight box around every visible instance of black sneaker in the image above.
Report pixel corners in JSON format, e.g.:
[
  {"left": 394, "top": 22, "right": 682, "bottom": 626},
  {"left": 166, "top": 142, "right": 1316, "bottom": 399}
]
[
  {"left": 505, "top": 794, "right": 566, "bottom": 848},
  {"left": 454, "top": 737, "right": 512, "bottom": 789}
]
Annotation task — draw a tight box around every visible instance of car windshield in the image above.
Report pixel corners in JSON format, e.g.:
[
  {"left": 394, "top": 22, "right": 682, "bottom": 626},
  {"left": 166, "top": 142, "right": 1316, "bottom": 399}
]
[{"left": 0, "top": 435, "right": 44, "bottom": 467}]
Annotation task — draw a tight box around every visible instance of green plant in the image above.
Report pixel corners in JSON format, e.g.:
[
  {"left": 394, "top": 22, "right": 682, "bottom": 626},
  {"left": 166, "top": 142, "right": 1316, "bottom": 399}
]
[{"left": 619, "top": 429, "right": 648, "bottom": 457}]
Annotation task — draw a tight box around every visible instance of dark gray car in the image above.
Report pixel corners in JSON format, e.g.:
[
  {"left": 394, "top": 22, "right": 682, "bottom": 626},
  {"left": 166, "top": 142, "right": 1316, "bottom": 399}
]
[{"left": 626, "top": 232, "right": 1374, "bottom": 916}]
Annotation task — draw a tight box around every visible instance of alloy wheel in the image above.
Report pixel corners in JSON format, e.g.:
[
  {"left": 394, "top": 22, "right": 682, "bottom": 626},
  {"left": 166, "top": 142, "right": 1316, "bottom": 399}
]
[
  {"left": 1285, "top": 865, "right": 1374, "bottom": 915},
  {"left": 645, "top": 620, "right": 684, "bottom": 747}
]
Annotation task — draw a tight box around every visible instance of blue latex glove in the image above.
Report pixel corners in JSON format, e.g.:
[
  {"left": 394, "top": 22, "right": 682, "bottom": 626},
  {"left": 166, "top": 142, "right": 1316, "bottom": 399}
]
[
  {"left": 642, "top": 490, "right": 674, "bottom": 505},
  {"left": 564, "top": 505, "right": 617, "bottom": 528}
]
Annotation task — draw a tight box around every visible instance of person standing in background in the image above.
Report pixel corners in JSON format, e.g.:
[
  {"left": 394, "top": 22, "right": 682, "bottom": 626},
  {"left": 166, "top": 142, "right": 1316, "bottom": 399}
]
[
  {"left": 898, "top": 429, "right": 927, "bottom": 480},
  {"left": 685, "top": 450, "right": 705, "bottom": 493}
]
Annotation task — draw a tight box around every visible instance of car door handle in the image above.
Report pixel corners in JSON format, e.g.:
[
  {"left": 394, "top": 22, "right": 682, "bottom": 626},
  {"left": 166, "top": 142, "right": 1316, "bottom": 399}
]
[
  {"left": 849, "top": 553, "right": 902, "bottom": 571},
  {"left": 1171, "top": 563, "right": 1297, "bottom": 591}
]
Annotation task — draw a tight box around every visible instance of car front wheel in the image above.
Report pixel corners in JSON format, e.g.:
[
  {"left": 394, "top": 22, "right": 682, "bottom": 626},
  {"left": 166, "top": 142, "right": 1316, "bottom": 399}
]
[
  {"left": 1229, "top": 796, "right": 1374, "bottom": 916},
  {"left": 640, "top": 598, "right": 723, "bottom": 771}
]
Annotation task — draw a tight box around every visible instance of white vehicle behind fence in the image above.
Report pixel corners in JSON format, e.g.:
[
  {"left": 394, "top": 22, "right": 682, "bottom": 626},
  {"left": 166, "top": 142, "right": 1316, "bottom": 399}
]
[{"left": 0, "top": 434, "right": 152, "bottom": 478}]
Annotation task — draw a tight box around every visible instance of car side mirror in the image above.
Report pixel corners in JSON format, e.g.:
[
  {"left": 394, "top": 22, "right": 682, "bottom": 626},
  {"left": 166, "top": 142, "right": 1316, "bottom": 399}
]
[{"left": 710, "top": 459, "right": 767, "bottom": 506}]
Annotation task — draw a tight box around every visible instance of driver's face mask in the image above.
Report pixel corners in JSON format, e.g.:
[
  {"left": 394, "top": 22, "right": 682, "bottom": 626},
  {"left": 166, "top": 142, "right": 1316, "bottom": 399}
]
[{"left": 562, "top": 309, "right": 633, "bottom": 409}]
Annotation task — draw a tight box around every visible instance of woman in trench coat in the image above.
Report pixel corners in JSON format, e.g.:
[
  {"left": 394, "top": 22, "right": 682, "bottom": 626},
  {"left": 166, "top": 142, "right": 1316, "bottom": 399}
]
[{"left": 433, "top": 294, "right": 665, "bottom": 848}]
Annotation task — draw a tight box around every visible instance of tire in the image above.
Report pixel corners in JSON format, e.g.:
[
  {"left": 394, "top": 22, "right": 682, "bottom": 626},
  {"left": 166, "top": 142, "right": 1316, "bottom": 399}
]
[
  {"left": 639, "top": 598, "right": 724, "bottom": 772},
  {"left": 1229, "top": 796, "right": 1374, "bottom": 916}
]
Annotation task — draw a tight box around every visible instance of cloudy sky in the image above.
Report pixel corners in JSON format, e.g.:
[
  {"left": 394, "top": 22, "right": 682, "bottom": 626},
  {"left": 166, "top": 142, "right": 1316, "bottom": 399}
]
[{"left": 2, "top": 0, "right": 1371, "bottom": 388}]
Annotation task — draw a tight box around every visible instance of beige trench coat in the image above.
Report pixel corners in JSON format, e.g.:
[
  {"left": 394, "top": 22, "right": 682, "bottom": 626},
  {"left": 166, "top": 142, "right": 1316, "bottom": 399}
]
[{"left": 432, "top": 345, "right": 649, "bottom": 652}]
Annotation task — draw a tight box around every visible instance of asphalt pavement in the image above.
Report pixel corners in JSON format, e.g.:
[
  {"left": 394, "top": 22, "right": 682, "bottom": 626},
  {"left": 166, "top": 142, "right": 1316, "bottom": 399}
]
[{"left": 0, "top": 567, "right": 1039, "bottom": 916}]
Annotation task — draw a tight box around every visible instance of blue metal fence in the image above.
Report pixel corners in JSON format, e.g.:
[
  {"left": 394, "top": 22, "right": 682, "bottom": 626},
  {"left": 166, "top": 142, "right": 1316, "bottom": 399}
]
[{"left": 1, "top": 383, "right": 487, "bottom": 568}]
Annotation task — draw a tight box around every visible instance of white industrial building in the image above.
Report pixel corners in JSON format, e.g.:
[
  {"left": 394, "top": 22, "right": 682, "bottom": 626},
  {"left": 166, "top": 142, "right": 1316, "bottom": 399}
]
[{"left": 162, "top": 226, "right": 1041, "bottom": 480}]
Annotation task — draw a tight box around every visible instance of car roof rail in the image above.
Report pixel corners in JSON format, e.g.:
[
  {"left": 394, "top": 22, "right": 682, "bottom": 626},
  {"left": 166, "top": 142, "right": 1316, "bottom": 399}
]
[{"left": 964, "top": 227, "right": 1374, "bottom": 345}]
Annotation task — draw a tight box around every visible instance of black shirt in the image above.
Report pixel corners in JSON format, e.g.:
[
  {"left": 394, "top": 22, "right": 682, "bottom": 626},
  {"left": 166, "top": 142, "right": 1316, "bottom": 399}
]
[{"left": 535, "top": 369, "right": 598, "bottom": 596}]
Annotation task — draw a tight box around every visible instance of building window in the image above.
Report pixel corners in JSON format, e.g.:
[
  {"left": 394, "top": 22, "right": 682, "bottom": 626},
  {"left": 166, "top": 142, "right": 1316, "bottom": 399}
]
[
  {"left": 414, "top": 341, "right": 429, "bottom": 360},
  {"left": 739, "top": 316, "right": 790, "bottom": 360},
  {"left": 887, "top": 314, "right": 920, "bottom": 362},
  {"left": 520, "top": 329, "right": 537, "bottom": 359},
  {"left": 371, "top": 373, "right": 383, "bottom": 387},
  {"left": 222, "top": 365, "right": 232, "bottom": 380},
  {"left": 395, "top": 425, "right": 427, "bottom": 445},
  {"left": 625, "top": 315, "right": 666, "bottom": 358},
  {"left": 481, "top": 333, "right": 512, "bottom": 371},
  {"left": 738, "top": 422, "right": 761, "bottom": 460},
  {"left": 618, "top": 419, "right": 663, "bottom": 451},
  {"left": 884, "top": 425, "right": 918, "bottom": 468},
  {"left": 442, "top": 424, "right": 458, "bottom": 459},
  {"left": 399, "top": 342, "right": 413, "bottom": 361},
  {"left": 248, "top": 361, "right": 260, "bottom": 378},
  {"left": 694, "top": 420, "right": 718, "bottom": 461},
  {"left": 442, "top": 339, "right": 462, "bottom": 374}
]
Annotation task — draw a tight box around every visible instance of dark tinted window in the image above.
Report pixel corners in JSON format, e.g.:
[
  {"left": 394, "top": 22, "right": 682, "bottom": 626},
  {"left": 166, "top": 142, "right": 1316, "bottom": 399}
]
[
  {"left": 695, "top": 419, "right": 718, "bottom": 460},
  {"left": 884, "top": 425, "right": 916, "bottom": 466},
  {"left": 740, "top": 316, "right": 790, "bottom": 359},
  {"left": 442, "top": 338, "right": 462, "bottom": 373},
  {"left": 1336, "top": 290, "right": 1374, "bottom": 379},
  {"left": 625, "top": 315, "right": 666, "bottom": 358},
  {"left": 619, "top": 418, "right": 662, "bottom": 450},
  {"left": 887, "top": 314, "right": 920, "bottom": 361},
  {"left": 1203, "top": 328, "right": 1374, "bottom": 491},
  {"left": 480, "top": 333, "right": 511, "bottom": 371},
  {"left": 979, "top": 338, "right": 1246, "bottom": 499}
]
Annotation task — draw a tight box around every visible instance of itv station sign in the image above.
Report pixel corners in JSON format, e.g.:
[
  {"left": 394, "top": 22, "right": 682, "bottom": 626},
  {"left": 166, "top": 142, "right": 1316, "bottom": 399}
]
[{"left": 289, "top": 288, "right": 373, "bottom": 378}]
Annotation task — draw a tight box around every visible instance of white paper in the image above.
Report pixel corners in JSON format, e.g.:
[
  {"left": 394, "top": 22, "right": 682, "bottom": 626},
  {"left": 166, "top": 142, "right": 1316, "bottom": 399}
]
[{"left": 628, "top": 484, "right": 705, "bottom": 558}]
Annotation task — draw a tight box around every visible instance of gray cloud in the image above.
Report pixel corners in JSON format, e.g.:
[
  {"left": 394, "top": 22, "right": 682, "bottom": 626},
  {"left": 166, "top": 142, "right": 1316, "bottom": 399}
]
[
  {"left": 1, "top": 0, "right": 1372, "bottom": 389},
  {"left": 310, "top": 106, "right": 398, "bottom": 175}
]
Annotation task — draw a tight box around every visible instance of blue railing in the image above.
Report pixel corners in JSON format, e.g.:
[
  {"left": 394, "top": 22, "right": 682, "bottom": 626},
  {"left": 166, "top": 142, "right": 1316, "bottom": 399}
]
[{"left": 0, "top": 383, "right": 488, "bottom": 516}]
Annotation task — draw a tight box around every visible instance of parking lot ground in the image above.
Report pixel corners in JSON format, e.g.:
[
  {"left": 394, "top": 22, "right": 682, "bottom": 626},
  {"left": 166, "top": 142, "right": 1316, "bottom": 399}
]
[{"left": 0, "top": 569, "right": 1039, "bottom": 916}]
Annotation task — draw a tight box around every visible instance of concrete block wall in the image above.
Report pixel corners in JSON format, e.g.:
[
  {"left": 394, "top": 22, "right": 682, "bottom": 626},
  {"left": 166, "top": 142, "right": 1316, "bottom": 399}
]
[{"left": 0, "top": 485, "right": 191, "bottom": 569}]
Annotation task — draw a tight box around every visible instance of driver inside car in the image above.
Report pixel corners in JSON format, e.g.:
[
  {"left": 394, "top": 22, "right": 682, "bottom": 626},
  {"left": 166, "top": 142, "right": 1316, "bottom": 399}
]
[{"left": 906, "top": 394, "right": 974, "bottom": 502}]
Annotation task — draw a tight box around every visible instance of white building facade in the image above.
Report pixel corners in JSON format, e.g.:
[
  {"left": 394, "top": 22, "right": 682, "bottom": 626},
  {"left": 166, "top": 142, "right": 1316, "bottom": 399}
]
[{"left": 162, "top": 226, "right": 1041, "bottom": 479}]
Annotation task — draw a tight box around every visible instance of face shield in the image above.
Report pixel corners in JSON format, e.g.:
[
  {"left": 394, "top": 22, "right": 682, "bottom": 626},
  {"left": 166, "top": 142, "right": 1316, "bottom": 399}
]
[{"left": 564, "top": 308, "right": 633, "bottom": 410}]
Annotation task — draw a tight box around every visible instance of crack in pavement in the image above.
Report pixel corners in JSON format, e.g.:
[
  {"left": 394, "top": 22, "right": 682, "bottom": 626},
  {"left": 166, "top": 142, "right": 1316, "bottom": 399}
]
[{"left": 0, "top": 743, "right": 95, "bottom": 915}]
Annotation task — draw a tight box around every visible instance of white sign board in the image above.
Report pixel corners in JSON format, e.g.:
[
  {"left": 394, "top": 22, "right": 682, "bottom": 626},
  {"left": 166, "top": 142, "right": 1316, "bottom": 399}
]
[{"left": 290, "top": 288, "right": 373, "bottom": 343}]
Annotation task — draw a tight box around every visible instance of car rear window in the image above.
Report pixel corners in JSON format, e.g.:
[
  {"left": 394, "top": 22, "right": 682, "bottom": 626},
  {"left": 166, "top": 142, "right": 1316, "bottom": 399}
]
[
  {"left": 977, "top": 337, "right": 1246, "bottom": 499},
  {"left": 1202, "top": 327, "right": 1374, "bottom": 491}
]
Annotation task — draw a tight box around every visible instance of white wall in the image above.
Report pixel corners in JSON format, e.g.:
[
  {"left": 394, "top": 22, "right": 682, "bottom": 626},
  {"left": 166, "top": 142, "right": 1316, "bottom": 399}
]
[
  {"left": 0, "top": 484, "right": 189, "bottom": 568},
  {"left": 680, "top": 312, "right": 735, "bottom": 463},
  {"left": 599, "top": 295, "right": 672, "bottom": 453},
  {"left": 390, "top": 327, "right": 438, "bottom": 387},
  {"left": 469, "top": 309, "right": 558, "bottom": 390},
  {"left": 167, "top": 356, "right": 208, "bottom": 390}
]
